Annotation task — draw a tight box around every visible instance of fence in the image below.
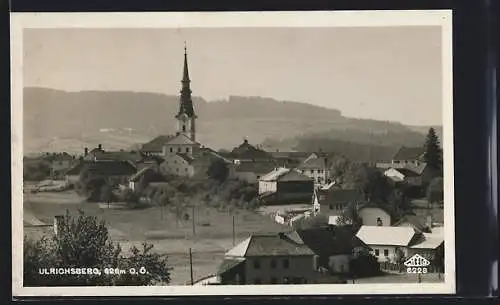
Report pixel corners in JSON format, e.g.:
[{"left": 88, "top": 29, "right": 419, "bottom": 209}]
[{"left": 379, "top": 262, "right": 442, "bottom": 273}]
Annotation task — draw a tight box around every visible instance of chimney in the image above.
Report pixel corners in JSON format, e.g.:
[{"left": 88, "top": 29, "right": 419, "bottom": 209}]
[
  {"left": 53, "top": 215, "right": 64, "bottom": 236},
  {"left": 376, "top": 217, "right": 383, "bottom": 226},
  {"left": 84, "top": 147, "right": 89, "bottom": 156},
  {"left": 98, "top": 144, "right": 103, "bottom": 150},
  {"left": 243, "top": 139, "right": 248, "bottom": 144}
]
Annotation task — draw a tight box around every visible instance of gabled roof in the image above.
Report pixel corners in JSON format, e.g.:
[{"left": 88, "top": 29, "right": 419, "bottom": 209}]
[
  {"left": 393, "top": 146, "right": 425, "bottom": 161},
  {"left": 165, "top": 133, "right": 199, "bottom": 145},
  {"left": 140, "top": 135, "right": 175, "bottom": 153},
  {"left": 259, "top": 167, "right": 313, "bottom": 182},
  {"left": 225, "top": 233, "right": 315, "bottom": 257},
  {"left": 216, "top": 258, "right": 246, "bottom": 275},
  {"left": 294, "top": 227, "right": 368, "bottom": 256},
  {"left": 79, "top": 160, "right": 137, "bottom": 177},
  {"left": 393, "top": 168, "right": 420, "bottom": 177},
  {"left": 65, "top": 161, "right": 90, "bottom": 175},
  {"left": 129, "top": 166, "right": 156, "bottom": 182},
  {"left": 356, "top": 226, "right": 417, "bottom": 247}
]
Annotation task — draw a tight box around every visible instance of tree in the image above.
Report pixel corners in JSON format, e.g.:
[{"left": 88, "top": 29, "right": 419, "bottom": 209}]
[
  {"left": 394, "top": 247, "right": 406, "bottom": 272},
  {"left": 100, "top": 184, "right": 114, "bottom": 203},
  {"left": 207, "top": 158, "right": 229, "bottom": 183},
  {"left": 423, "top": 128, "right": 443, "bottom": 174},
  {"left": 78, "top": 166, "right": 108, "bottom": 202},
  {"left": 354, "top": 166, "right": 393, "bottom": 203},
  {"left": 349, "top": 248, "right": 381, "bottom": 278},
  {"left": 23, "top": 210, "right": 171, "bottom": 286},
  {"left": 427, "top": 177, "right": 444, "bottom": 206},
  {"left": 336, "top": 201, "right": 362, "bottom": 229}
]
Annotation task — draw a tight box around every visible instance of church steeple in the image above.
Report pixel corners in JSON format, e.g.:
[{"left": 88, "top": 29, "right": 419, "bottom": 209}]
[{"left": 175, "top": 42, "right": 197, "bottom": 141}]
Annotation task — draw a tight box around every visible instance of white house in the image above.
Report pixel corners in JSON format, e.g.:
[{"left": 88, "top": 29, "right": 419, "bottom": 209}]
[
  {"left": 384, "top": 167, "right": 422, "bottom": 186},
  {"left": 357, "top": 204, "right": 392, "bottom": 226},
  {"left": 297, "top": 154, "right": 331, "bottom": 186},
  {"left": 355, "top": 226, "right": 421, "bottom": 263}
]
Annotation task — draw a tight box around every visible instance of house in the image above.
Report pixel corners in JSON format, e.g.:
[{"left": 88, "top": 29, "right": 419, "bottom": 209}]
[
  {"left": 140, "top": 135, "right": 175, "bottom": 156},
  {"left": 391, "top": 146, "right": 426, "bottom": 167},
  {"left": 258, "top": 167, "right": 314, "bottom": 206},
  {"left": 297, "top": 154, "right": 331, "bottom": 186},
  {"left": 65, "top": 160, "right": 137, "bottom": 185},
  {"left": 294, "top": 227, "right": 370, "bottom": 274},
  {"left": 190, "top": 147, "right": 235, "bottom": 179},
  {"left": 357, "top": 203, "right": 393, "bottom": 227},
  {"left": 384, "top": 167, "right": 424, "bottom": 187},
  {"left": 159, "top": 153, "right": 195, "bottom": 177},
  {"left": 162, "top": 132, "right": 201, "bottom": 157},
  {"left": 217, "top": 232, "right": 316, "bottom": 285},
  {"left": 135, "top": 155, "right": 165, "bottom": 171},
  {"left": 234, "top": 161, "right": 278, "bottom": 184},
  {"left": 407, "top": 231, "right": 445, "bottom": 261},
  {"left": 274, "top": 209, "right": 312, "bottom": 227},
  {"left": 315, "top": 187, "right": 364, "bottom": 217},
  {"left": 83, "top": 144, "right": 105, "bottom": 160},
  {"left": 355, "top": 226, "right": 423, "bottom": 263}
]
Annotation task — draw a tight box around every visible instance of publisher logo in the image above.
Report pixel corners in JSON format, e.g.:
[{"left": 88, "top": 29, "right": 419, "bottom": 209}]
[{"left": 404, "top": 254, "right": 430, "bottom": 274}]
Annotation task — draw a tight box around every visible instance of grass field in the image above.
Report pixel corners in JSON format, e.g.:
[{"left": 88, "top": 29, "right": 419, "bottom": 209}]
[{"left": 23, "top": 190, "right": 291, "bottom": 285}]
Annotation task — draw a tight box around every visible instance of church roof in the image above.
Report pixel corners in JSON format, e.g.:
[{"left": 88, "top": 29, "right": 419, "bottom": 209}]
[{"left": 165, "top": 133, "right": 199, "bottom": 145}]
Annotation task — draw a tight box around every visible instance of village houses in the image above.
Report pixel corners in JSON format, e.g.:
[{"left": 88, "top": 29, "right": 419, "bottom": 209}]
[{"left": 258, "top": 167, "right": 314, "bottom": 206}]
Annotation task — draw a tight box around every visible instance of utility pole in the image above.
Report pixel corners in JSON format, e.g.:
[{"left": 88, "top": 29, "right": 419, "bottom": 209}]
[
  {"left": 192, "top": 205, "right": 196, "bottom": 236},
  {"left": 232, "top": 215, "right": 236, "bottom": 246},
  {"left": 189, "top": 248, "right": 194, "bottom": 285}
]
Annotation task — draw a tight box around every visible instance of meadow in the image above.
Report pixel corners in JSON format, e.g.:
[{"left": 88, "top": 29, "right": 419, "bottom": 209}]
[{"left": 23, "top": 190, "right": 291, "bottom": 285}]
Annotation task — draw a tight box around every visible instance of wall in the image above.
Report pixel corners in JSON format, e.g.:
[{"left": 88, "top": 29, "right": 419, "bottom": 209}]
[
  {"left": 368, "top": 245, "right": 409, "bottom": 263},
  {"left": 300, "top": 168, "right": 330, "bottom": 185},
  {"left": 244, "top": 255, "right": 316, "bottom": 284},
  {"left": 258, "top": 181, "right": 277, "bottom": 194},
  {"left": 358, "top": 207, "right": 391, "bottom": 226},
  {"left": 160, "top": 155, "right": 194, "bottom": 177},
  {"left": 162, "top": 143, "right": 198, "bottom": 156}
]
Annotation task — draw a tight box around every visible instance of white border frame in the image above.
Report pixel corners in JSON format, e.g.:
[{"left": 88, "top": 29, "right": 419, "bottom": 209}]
[{"left": 11, "top": 10, "right": 455, "bottom": 296}]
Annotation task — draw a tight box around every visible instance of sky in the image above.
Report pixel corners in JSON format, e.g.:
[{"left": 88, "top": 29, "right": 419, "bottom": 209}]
[{"left": 23, "top": 26, "right": 443, "bottom": 126}]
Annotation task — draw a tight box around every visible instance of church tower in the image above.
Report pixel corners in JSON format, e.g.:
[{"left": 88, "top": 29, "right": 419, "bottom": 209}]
[{"left": 175, "top": 43, "right": 197, "bottom": 141}]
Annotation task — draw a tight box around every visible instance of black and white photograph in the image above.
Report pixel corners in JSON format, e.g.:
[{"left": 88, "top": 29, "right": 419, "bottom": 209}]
[{"left": 11, "top": 10, "right": 455, "bottom": 296}]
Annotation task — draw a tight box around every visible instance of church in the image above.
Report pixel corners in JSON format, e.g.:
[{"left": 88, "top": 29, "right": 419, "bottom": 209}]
[{"left": 140, "top": 45, "right": 231, "bottom": 178}]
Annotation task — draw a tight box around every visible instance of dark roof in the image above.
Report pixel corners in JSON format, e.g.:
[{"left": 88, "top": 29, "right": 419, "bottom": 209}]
[
  {"left": 68, "top": 160, "right": 137, "bottom": 177},
  {"left": 394, "top": 168, "right": 420, "bottom": 177},
  {"left": 235, "top": 161, "right": 278, "bottom": 174},
  {"left": 245, "top": 233, "right": 315, "bottom": 256},
  {"left": 140, "top": 135, "right": 175, "bottom": 153},
  {"left": 294, "top": 227, "right": 368, "bottom": 256},
  {"left": 393, "top": 215, "right": 428, "bottom": 231},
  {"left": 393, "top": 146, "right": 425, "bottom": 161},
  {"left": 93, "top": 151, "right": 144, "bottom": 163},
  {"left": 318, "top": 188, "right": 364, "bottom": 206},
  {"left": 269, "top": 151, "right": 313, "bottom": 159},
  {"left": 216, "top": 258, "right": 246, "bottom": 275},
  {"left": 298, "top": 157, "right": 329, "bottom": 169},
  {"left": 229, "top": 140, "right": 273, "bottom": 159}
]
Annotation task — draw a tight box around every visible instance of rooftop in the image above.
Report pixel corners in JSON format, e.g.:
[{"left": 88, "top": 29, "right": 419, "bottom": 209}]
[
  {"left": 225, "top": 233, "right": 315, "bottom": 257},
  {"left": 356, "top": 226, "right": 417, "bottom": 247},
  {"left": 294, "top": 226, "right": 368, "bottom": 256},
  {"left": 67, "top": 160, "right": 137, "bottom": 177},
  {"left": 259, "top": 167, "right": 313, "bottom": 182},
  {"left": 140, "top": 135, "right": 175, "bottom": 153}
]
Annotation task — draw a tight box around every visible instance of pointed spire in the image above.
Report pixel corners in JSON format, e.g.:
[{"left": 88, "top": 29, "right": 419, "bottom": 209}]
[
  {"left": 182, "top": 41, "right": 190, "bottom": 83},
  {"left": 177, "top": 42, "right": 195, "bottom": 118}
]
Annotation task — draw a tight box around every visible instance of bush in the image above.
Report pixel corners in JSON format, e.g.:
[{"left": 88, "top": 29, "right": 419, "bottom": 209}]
[
  {"left": 349, "top": 250, "right": 381, "bottom": 278},
  {"left": 24, "top": 210, "right": 172, "bottom": 286}
]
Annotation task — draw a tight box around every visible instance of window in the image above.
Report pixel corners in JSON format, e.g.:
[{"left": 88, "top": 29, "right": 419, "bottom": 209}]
[
  {"left": 177, "top": 147, "right": 181, "bottom": 152},
  {"left": 186, "top": 147, "right": 190, "bottom": 153},
  {"left": 329, "top": 204, "right": 333, "bottom": 210},
  {"left": 270, "top": 259, "right": 277, "bottom": 269},
  {"left": 253, "top": 259, "right": 261, "bottom": 269},
  {"left": 185, "top": 168, "right": 188, "bottom": 172},
  {"left": 270, "top": 277, "right": 278, "bottom": 284},
  {"left": 283, "top": 258, "right": 289, "bottom": 269},
  {"left": 377, "top": 217, "right": 383, "bottom": 226},
  {"left": 169, "top": 148, "right": 173, "bottom": 153},
  {"left": 254, "top": 279, "right": 261, "bottom": 284},
  {"left": 182, "top": 125, "right": 186, "bottom": 132},
  {"left": 383, "top": 249, "right": 389, "bottom": 257},
  {"left": 256, "top": 175, "right": 260, "bottom": 179},
  {"left": 374, "top": 249, "right": 380, "bottom": 256}
]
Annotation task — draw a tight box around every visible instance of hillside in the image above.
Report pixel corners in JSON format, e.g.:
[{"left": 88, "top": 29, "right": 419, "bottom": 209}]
[{"left": 23, "top": 87, "right": 442, "bottom": 159}]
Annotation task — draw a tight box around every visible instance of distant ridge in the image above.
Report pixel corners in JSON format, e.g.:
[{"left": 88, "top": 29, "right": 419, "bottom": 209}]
[{"left": 23, "top": 87, "right": 442, "bottom": 161}]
